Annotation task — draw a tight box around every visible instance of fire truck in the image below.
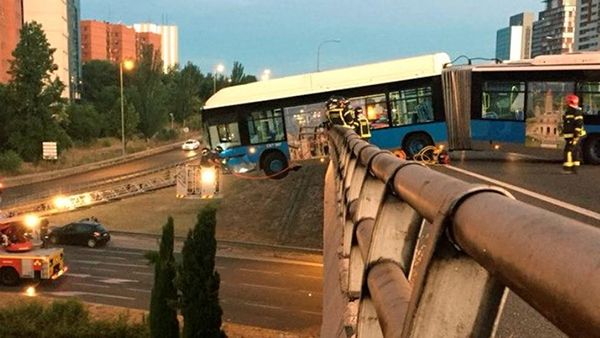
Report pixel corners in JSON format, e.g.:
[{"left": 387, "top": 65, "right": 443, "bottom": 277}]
[{"left": 0, "top": 217, "right": 67, "bottom": 286}]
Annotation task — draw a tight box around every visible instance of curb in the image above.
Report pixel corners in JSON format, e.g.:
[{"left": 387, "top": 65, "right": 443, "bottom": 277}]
[
  {"left": 110, "top": 230, "right": 323, "bottom": 254},
  {"left": 2, "top": 138, "right": 196, "bottom": 188}
]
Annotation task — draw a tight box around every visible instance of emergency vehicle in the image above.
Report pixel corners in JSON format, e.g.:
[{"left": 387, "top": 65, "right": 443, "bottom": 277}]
[{"left": 0, "top": 219, "right": 67, "bottom": 286}]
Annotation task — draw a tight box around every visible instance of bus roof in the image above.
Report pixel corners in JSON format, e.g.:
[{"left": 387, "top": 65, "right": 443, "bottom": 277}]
[
  {"left": 204, "top": 53, "right": 451, "bottom": 110},
  {"left": 473, "top": 52, "right": 600, "bottom": 72}
]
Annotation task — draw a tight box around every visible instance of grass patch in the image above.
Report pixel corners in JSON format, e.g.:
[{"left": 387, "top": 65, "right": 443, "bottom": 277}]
[{"left": 46, "top": 162, "right": 326, "bottom": 248}]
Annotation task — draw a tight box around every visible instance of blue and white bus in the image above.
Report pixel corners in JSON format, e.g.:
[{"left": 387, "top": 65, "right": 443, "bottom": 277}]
[
  {"left": 202, "top": 52, "right": 600, "bottom": 177},
  {"left": 202, "top": 53, "right": 451, "bottom": 177}
]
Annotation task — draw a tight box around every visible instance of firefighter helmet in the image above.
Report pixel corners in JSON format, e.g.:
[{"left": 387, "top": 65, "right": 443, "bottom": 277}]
[
  {"left": 326, "top": 96, "right": 348, "bottom": 110},
  {"left": 355, "top": 106, "right": 364, "bottom": 116},
  {"left": 566, "top": 94, "right": 580, "bottom": 107}
]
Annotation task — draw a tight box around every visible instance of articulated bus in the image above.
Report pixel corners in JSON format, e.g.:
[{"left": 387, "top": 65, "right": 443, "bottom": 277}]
[{"left": 202, "top": 52, "right": 600, "bottom": 177}]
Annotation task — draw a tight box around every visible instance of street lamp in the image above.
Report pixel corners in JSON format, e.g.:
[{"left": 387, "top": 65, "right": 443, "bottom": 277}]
[
  {"left": 120, "top": 59, "right": 135, "bottom": 156},
  {"left": 213, "top": 64, "right": 225, "bottom": 94},
  {"left": 317, "top": 39, "right": 341, "bottom": 72}
]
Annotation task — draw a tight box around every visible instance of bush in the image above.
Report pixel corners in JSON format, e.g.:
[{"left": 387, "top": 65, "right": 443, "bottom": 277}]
[
  {"left": 0, "top": 299, "right": 149, "bottom": 338},
  {"left": 101, "top": 139, "right": 112, "bottom": 147},
  {"left": 0, "top": 150, "right": 22, "bottom": 173},
  {"left": 66, "top": 103, "right": 103, "bottom": 144},
  {"left": 156, "top": 128, "right": 179, "bottom": 141},
  {"left": 186, "top": 114, "right": 202, "bottom": 131}
]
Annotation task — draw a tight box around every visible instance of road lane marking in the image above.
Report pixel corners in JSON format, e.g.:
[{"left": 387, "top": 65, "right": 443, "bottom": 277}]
[
  {"left": 67, "top": 273, "right": 139, "bottom": 284},
  {"left": 217, "top": 253, "right": 323, "bottom": 267},
  {"left": 127, "top": 288, "right": 151, "bottom": 294},
  {"left": 132, "top": 271, "right": 154, "bottom": 276},
  {"left": 300, "top": 310, "right": 322, "bottom": 316},
  {"left": 295, "top": 274, "right": 322, "bottom": 280},
  {"left": 73, "top": 282, "right": 110, "bottom": 289},
  {"left": 239, "top": 283, "right": 287, "bottom": 291},
  {"left": 48, "top": 291, "right": 135, "bottom": 301},
  {"left": 238, "top": 268, "right": 281, "bottom": 275},
  {"left": 79, "top": 249, "right": 144, "bottom": 256},
  {"left": 70, "top": 260, "right": 148, "bottom": 268},
  {"left": 80, "top": 255, "right": 127, "bottom": 261},
  {"left": 72, "top": 266, "right": 118, "bottom": 273},
  {"left": 215, "top": 265, "right": 227, "bottom": 270},
  {"left": 243, "top": 302, "right": 282, "bottom": 310},
  {"left": 446, "top": 165, "right": 600, "bottom": 222}
]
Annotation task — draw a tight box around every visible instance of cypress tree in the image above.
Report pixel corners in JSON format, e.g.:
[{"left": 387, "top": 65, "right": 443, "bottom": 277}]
[
  {"left": 149, "top": 217, "right": 179, "bottom": 338},
  {"left": 177, "top": 206, "right": 226, "bottom": 338}
]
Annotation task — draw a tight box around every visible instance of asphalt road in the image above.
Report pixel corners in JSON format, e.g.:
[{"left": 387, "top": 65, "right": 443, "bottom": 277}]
[
  {"left": 1, "top": 149, "right": 197, "bottom": 204},
  {"left": 0, "top": 239, "right": 323, "bottom": 334},
  {"left": 431, "top": 151, "right": 600, "bottom": 338}
]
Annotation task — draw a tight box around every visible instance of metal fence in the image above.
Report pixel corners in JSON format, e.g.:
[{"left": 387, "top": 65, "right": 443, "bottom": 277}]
[
  {"left": 323, "top": 126, "right": 600, "bottom": 338},
  {"left": 0, "top": 156, "right": 200, "bottom": 223}
]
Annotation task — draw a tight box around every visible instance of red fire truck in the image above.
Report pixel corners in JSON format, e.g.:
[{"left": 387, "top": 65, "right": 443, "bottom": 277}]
[{"left": 0, "top": 218, "right": 67, "bottom": 286}]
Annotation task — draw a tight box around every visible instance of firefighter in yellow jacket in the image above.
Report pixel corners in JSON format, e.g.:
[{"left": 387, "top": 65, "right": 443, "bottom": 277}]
[
  {"left": 352, "top": 106, "right": 371, "bottom": 141},
  {"left": 562, "top": 94, "right": 586, "bottom": 174},
  {"left": 325, "top": 96, "right": 354, "bottom": 129}
]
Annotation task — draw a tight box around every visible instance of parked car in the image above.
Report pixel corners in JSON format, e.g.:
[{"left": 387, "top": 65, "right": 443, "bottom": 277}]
[
  {"left": 182, "top": 139, "right": 200, "bottom": 151},
  {"left": 49, "top": 220, "right": 110, "bottom": 248}
]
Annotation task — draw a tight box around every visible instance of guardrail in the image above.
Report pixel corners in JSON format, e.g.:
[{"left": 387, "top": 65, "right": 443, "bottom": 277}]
[
  {"left": 322, "top": 126, "right": 600, "bottom": 338},
  {"left": 2, "top": 154, "right": 200, "bottom": 208},
  {"left": 1, "top": 138, "right": 197, "bottom": 189},
  {"left": 0, "top": 156, "right": 201, "bottom": 223}
]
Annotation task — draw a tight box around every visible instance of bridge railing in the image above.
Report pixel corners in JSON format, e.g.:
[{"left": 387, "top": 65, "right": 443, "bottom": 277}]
[{"left": 323, "top": 126, "right": 600, "bottom": 338}]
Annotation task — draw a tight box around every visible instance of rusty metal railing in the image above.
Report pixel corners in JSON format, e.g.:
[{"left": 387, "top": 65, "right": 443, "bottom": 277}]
[{"left": 322, "top": 126, "right": 600, "bottom": 338}]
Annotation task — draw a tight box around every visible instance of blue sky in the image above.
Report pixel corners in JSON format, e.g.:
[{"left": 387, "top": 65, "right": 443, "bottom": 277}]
[{"left": 82, "top": 0, "right": 545, "bottom": 77}]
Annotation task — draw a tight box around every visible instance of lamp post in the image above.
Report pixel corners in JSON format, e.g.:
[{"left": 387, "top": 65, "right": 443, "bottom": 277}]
[
  {"left": 120, "top": 59, "right": 135, "bottom": 156},
  {"left": 317, "top": 39, "right": 341, "bottom": 72},
  {"left": 213, "top": 64, "right": 225, "bottom": 94}
]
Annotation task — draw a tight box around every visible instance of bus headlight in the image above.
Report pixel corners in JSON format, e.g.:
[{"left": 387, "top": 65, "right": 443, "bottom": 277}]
[{"left": 249, "top": 147, "right": 256, "bottom": 154}]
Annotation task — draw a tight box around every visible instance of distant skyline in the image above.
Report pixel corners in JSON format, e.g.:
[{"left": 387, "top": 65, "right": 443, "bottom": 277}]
[{"left": 82, "top": 0, "right": 545, "bottom": 78}]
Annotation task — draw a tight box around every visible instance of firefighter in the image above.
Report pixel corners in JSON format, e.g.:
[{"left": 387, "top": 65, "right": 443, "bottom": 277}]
[
  {"left": 40, "top": 219, "right": 49, "bottom": 248},
  {"left": 353, "top": 106, "right": 371, "bottom": 140},
  {"left": 325, "top": 96, "right": 354, "bottom": 129},
  {"left": 562, "top": 94, "right": 586, "bottom": 174}
]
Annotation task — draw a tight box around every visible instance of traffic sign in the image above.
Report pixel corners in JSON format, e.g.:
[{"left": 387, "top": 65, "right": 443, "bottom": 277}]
[{"left": 42, "top": 142, "right": 57, "bottom": 160}]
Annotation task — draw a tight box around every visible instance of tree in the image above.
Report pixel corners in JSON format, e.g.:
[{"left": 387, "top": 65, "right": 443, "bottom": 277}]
[
  {"left": 108, "top": 96, "right": 139, "bottom": 142},
  {"left": 5, "top": 22, "right": 71, "bottom": 161},
  {"left": 230, "top": 61, "right": 257, "bottom": 85},
  {"left": 81, "top": 60, "right": 119, "bottom": 106},
  {"left": 168, "top": 62, "right": 203, "bottom": 122},
  {"left": 177, "top": 206, "right": 225, "bottom": 338},
  {"left": 129, "top": 44, "right": 168, "bottom": 139},
  {"left": 149, "top": 217, "right": 179, "bottom": 338},
  {"left": 66, "top": 103, "right": 102, "bottom": 144}
]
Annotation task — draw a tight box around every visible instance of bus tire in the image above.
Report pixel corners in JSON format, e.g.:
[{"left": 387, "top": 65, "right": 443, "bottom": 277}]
[
  {"left": 263, "top": 151, "right": 289, "bottom": 179},
  {"left": 403, "top": 132, "right": 434, "bottom": 159},
  {"left": 0, "top": 267, "right": 20, "bottom": 286},
  {"left": 583, "top": 135, "right": 600, "bottom": 165}
]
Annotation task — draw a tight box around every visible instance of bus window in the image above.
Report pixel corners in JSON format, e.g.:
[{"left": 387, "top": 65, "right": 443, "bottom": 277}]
[
  {"left": 284, "top": 102, "right": 327, "bottom": 160},
  {"left": 578, "top": 82, "right": 600, "bottom": 115},
  {"left": 209, "top": 123, "right": 241, "bottom": 149},
  {"left": 389, "top": 87, "right": 433, "bottom": 126},
  {"left": 350, "top": 94, "right": 389, "bottom": 129},
  {"left": 526, "top": 81, "right": 574, "bottom": 149},
  {"left": 247, "top": 109, "right": 286, "bottom": 144},
  {"left": 481, "top": 82, "right": 525, "bottom": 120}
]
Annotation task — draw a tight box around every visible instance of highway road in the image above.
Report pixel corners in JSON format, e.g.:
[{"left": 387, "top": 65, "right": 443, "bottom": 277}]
[
  {"left": 1, "top": 149, "right": 197, "bottom": 204},
  {"left": 0, "top": 238, "right": 322, "bottom": 334},
  {"left": 432, "top": 151, "right": 600, "bottom": 338}
]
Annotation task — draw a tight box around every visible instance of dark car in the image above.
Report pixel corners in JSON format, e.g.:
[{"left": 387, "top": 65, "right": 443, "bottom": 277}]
[{"left": 49, "top": 221, "right": 110, "bottom": 248}]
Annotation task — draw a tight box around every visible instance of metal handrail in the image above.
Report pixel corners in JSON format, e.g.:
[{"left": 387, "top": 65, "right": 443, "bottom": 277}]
[{"left": 324, "top": 126, "right": 600, "bottom": 338}]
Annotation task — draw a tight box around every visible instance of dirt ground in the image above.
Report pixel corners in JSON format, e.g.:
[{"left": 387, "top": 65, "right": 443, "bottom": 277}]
[
  {"left": 46, "top": 161, "right": 327, "bottom": 249},
  {"left": 0, "top": 292, "right": 306, "bottom": 338}
]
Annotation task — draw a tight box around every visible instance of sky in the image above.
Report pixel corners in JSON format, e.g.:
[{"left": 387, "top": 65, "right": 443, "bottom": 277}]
[{"left": 82, "top": 0, "right": 545, "bottom": 78}]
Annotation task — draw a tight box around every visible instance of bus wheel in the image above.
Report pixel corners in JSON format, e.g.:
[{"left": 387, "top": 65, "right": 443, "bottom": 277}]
[
  {"left": 403, "top": 133, "right": 434, "bottom": 159},
  {"left": 0, "top": 267, "right": 20, "bottom": 286},
  {"left": 584, "top": 135, "right": 600, "bottom": 165},
  {"left": 263, "top": 152, "right": 289, "bottom": 179}
]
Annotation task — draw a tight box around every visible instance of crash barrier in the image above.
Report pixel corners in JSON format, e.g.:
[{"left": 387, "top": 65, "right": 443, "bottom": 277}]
[
  {"left": 322, "top": 125, "right": 600, "bottom": 338},
  {"left": 1, "top": 138, "right": 196, "bottom": 189},
  {"left": 2, "top": 154, "right": 200, "bottom": 209},
  {"left": 0, "top": 157, "right": 200, "bottom": 223}
]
